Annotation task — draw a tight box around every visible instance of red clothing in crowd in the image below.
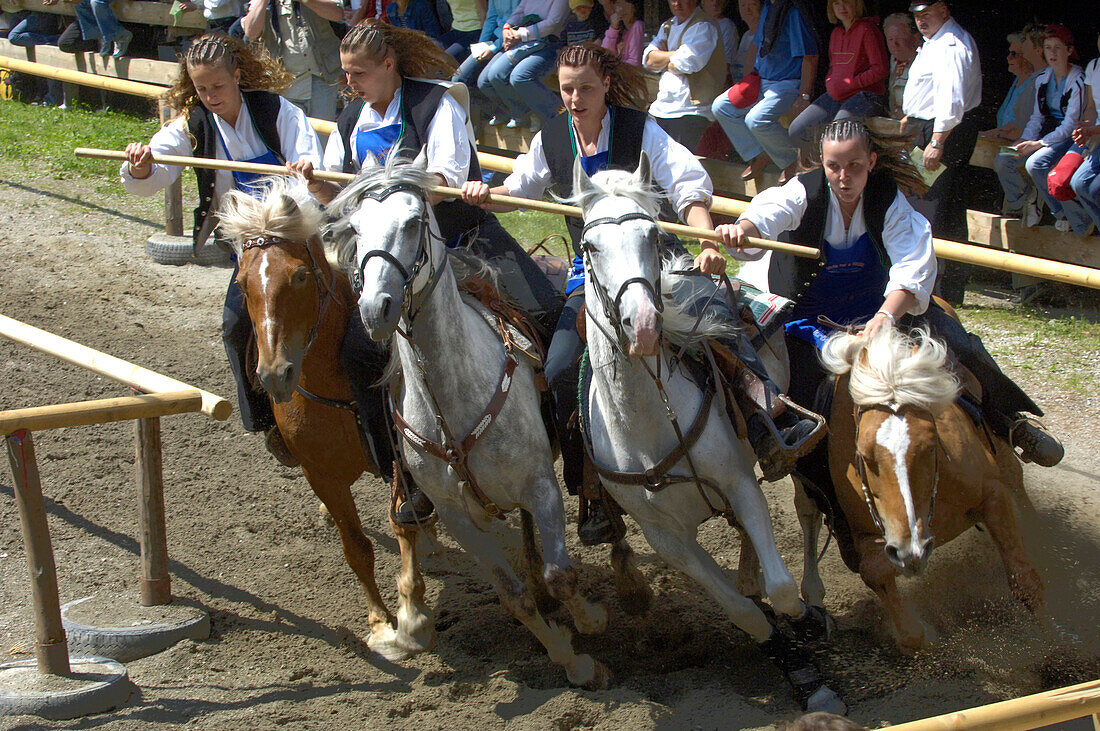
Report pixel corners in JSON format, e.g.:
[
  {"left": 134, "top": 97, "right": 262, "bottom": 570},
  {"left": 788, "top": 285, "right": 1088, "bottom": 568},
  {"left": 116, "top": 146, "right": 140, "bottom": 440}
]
[{"left": 824, "top": 16, "right": 889, "bottom": 101}]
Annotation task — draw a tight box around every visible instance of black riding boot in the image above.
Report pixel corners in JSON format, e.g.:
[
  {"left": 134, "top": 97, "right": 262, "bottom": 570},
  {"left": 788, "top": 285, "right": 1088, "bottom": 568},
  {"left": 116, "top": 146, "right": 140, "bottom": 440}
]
[{"left": 758, "top": 628, "right": 846, "bottom": 714}]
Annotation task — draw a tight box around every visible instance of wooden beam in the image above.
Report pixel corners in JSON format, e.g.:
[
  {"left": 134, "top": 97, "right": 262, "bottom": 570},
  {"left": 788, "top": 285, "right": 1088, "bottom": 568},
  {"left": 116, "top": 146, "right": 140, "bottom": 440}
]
[
  {"left": 136, "top": 417, "right": 171, "bottom": 606},
  {"left": 5, "top": 431, "right": 70, "bottom": 676},
  {"left": 889, "top": 678, "right": 1100, "bottom": 731},
  {"left": 0, "top": 0, "right": 206, "bottom": 29},
  {"left": 0, "top": 314, "right": 231, "bottom": 420},
  {"left": 0, "top": 53, "right": 163, "bottom": 97},
  {"left": 0, "top": 391, "right": 203, "bottom": 435},
  {"left": 970, "top": 136, "right": 1001, "bottom": 170},
  {"left": 967, "top": 209, "right": 1100, "bottom": 270},
  {"left": 0, "top": 39, "right": 178, "bottom": 87}
]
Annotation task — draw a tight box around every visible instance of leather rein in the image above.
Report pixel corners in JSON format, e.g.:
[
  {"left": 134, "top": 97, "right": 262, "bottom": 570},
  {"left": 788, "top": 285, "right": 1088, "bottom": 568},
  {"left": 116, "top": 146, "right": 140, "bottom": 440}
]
[{"left": 356, "top": 183, "right": 518, "bottom": 521}]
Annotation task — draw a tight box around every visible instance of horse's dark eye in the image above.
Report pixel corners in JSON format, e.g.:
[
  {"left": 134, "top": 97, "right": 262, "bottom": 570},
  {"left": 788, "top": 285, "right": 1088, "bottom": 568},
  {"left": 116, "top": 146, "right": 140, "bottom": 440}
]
[{"left": 294, "top": 267, "right": 310, "bottom": 285}]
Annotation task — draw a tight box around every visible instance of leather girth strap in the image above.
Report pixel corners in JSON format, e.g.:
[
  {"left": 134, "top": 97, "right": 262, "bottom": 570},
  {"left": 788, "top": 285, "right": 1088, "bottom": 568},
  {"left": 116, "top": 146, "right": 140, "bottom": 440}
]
[{"left": 390, "top": 316, "right": 520, "bottom": 520}]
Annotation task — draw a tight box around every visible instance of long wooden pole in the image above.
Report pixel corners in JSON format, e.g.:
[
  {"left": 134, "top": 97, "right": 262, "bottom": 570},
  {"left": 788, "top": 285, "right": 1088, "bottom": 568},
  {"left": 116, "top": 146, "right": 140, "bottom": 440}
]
[
  {"left": 0, "top": 390, "right": 203, "bottom": 435},
  {"left": 6, "top": 430, "right": 70, "bottom": 675},
  {"left": 0, "top": 314, "right": 231, "bottom": 421},
  {"left": 0, "top": 55, "right": 163, "bottom": 98},
  {"left": 889, "top": 678, "right": 1100, "bottom": 731},
  {"left": 136, "top": 416, "right": 171, "bottom": 606},
  {"left": 75, "top": 147, "right": 820, "bottom": 259}
]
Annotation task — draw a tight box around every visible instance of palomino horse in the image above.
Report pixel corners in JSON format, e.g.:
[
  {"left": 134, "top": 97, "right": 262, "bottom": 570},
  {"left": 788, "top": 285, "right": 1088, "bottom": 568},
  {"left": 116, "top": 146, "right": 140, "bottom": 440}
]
[
  {"left": 327, "top": 156, "right": 611, "bottom": 688},
  {"left": 802, "top": 325, "right": 1045, "bottom": 649},
  {"left": 572, "top": 155, "right": 844, "bottom": 714},
  {"left": 217, "top": 179, "right": 432, "bottom": 660}
]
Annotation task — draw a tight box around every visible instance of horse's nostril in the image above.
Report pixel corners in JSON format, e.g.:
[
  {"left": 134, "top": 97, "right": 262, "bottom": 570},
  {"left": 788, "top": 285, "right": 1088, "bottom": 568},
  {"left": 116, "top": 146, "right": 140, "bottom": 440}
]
[
  {"left": 622, "top": 316, "right": 632, "bottom": 329},
  {"left": 380, "top": 294, "right": 391, "bottom": 320},
  {"left": 884, "top": 543, "right": 902, "bottom": 565}
]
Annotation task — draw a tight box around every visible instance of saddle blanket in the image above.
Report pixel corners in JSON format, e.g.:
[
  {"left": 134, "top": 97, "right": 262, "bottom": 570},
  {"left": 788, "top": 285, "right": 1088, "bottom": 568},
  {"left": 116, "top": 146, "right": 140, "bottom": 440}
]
[{"left": 461, "top": 293, "right": 543, "bottom": 371}]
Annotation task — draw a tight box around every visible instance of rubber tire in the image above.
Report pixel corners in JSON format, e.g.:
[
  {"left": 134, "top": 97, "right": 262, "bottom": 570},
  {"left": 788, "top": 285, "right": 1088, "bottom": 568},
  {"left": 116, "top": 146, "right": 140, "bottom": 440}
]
[
  {"left": 0, "top": 656, "right": 131, "bottom": 720},
  {"left": 145, "top": 235, "right": 230, "bottom": 267},
  {"left": 61, "top": 600, "right": 211, "bottom": 663}
]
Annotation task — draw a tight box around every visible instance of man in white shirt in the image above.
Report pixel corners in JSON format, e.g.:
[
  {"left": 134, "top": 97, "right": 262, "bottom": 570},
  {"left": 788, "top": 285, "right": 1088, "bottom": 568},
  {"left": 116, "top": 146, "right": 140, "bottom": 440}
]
[
  {"left": 643, "top": 0, "right": 727, "bottom": 150},
  {"left": 900, "top": 0, "right": 980, "bottom": 306}
]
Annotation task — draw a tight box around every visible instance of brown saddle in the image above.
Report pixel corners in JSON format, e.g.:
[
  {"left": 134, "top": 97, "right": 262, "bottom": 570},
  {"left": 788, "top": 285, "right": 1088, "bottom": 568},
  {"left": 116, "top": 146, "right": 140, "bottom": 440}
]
[{"left": 458, "top": 271, "right": 551, "bottom": 390}]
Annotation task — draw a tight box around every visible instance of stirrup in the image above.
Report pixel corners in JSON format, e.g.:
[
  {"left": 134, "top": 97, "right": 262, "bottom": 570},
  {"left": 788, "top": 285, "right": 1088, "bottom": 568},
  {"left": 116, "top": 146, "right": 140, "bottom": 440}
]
[{"left": 755, "top": 396, "right": 827, "bottom": 482}]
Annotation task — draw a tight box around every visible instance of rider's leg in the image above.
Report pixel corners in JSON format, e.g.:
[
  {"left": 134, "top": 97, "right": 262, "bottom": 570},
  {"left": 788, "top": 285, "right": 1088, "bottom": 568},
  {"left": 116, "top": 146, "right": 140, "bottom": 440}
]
[
  {"left": 911, "top": 305, "right": 1062, "bottom": 466},
  {"left": 339, "top": 313, "right": 396, "bottom": 481}
]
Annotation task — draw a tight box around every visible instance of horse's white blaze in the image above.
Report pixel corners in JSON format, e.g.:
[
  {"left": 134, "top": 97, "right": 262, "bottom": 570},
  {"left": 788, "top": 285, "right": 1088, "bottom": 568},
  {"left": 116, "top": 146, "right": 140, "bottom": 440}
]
[
  {"left": 876, "top": 413, "right": 918, "bottom": 541},
  {"left": 258, "top": 249, "right": 272, "bottom": 294}
]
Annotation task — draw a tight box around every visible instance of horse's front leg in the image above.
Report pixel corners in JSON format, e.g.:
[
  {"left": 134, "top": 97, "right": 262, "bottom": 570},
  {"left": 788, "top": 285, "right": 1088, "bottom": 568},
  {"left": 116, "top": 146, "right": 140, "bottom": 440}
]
[
  {"left": 978, "top": 484, "right": 1045, "bottom": 615},
  {"left": 855, "top": 534, "right": 928, "bottom": 651},
  {"left": 382, "top": 474, "right": 436, "bottom": 658},
  {"left": 434, "top": 500, "right": 610, "bottom": 689},
  {"left": 526, "top": 473, "right": 608, "bottom": 636},
  {"left": 520, "top": 508, "right": 561, "bottom": 615},
  {"left": 794, "top": 477, "right": 826, "bottom": 608}
]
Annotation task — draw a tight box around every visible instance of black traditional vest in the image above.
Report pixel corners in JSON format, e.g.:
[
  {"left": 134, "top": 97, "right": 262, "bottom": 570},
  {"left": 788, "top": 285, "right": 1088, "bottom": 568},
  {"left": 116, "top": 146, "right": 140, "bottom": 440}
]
[
  {"left": 1036, "top": 72, "right": 1076, "bottom": 138},
  {"left": 188, "top": 89, "right": 284, "bottom": 247},
  {"left": 771, "top": 168, "right": 896, "bottom": 302},
  {"left": 337, "top": 78, "right": 486, "bottom": 242},
  {"left": 541, "top": 105, "right": 680, "bottom": 256}
]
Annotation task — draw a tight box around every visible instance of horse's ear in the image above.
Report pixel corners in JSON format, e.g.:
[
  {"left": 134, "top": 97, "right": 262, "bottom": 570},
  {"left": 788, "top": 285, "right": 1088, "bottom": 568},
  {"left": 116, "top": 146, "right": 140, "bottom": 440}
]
[
  {"left": 411, "top": 148, "right": 429, "bottom": 171},
  {"left": 573, "top": 155, "right": 595, "bottom": 200},
  {"left": 635, "top": 151, "right": 653, "bottom": 189}
]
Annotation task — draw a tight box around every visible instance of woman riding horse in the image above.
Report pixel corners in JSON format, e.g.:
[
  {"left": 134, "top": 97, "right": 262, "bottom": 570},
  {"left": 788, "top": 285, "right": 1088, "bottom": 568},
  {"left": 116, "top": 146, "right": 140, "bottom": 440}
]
[
  {"left": 715, "top": 118, "right": 1064, "bottom": 513},
  {"left": 461, "top": 42, "right": 821, "bottom": 543},
  {"left": 118, "top": 34, "right": 393, "bottom": 471},
  {"left": 293, "top": 20, "right": 564, "bottom": 523}
]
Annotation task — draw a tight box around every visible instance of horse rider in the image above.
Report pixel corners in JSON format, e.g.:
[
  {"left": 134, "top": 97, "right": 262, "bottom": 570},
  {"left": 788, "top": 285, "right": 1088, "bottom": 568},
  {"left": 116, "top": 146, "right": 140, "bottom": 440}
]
[
  {"left": 117, "top": 34, "right": 394, "bottom": 473},
  {"left": 293, "top": 20, "right": 565, "bottom": 524},
  {"left": 462, "top": 42, "right": 824, "bottom": 545},
  {"left": 716, "top": 118, "right": 1064, "bottom": 524}
]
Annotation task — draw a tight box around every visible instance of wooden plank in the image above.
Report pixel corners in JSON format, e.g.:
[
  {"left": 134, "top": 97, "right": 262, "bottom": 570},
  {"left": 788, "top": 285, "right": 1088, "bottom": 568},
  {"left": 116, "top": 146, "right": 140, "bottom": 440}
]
[
  {"left": 0, "top": 38, "right": 177, "bottom": 87},
  {"left": 0, "top": 391, "right": 203, "bottom": 434},
  {"left": 970, "top": 136, "right": 1001, "bottom": 170},
  {"left": 6, "top": 431, "right": 70, "bottom": 676},
  {"left": 0, "top": 0, "right": 207, "bottom": 30},
  {"left": 967, "top": 209, "right": 1100, "bottom": 270}
]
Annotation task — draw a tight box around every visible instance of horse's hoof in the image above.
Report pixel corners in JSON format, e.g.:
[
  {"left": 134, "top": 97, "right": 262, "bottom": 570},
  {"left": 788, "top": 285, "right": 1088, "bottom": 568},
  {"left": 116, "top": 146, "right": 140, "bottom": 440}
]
[
  {"left": 788, "top": 605, "right": 832, "bottom": 645},
  {"left": 617, "top": 585, "right": 653, "bottom": 616},
  {"left": 576, "top": 657, "right": 612, "bottom": 690},
  {"left": 367, "top": 623, "right": 428, "bottom": 662},
  {"left": 805, "top": 685, "right": 847, "bottom": 716}
]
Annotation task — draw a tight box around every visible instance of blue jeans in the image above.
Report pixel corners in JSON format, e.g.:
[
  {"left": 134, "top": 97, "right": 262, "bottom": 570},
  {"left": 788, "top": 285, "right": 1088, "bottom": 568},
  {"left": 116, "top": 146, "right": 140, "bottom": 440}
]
[
  {"left": 712, "top": 77, "right": 799, "bottom": 169},
  {"left": 477, "top": 39, "right": 561, "bottom": 123},
  {"left": 993, "top": 150, "right": 1034, "bottom": 213},
  {"left": 787, "top": 91, "right": 884, "bottom": 159},
  {"left": 1070, "top": 144, "right": 1100, "bottom": 231},
  {"left": 455, "top": 51, "right": 494, "bottom": 122},
  {"left": 74, "top": 0, "right": 124, "bottom": 43},
  {"left": 7, "top": 12, "right": 60, "bottom": 46},
  {"left": 440, "top": 27, "right": 479, "bottom": 61},
  {"left": 1026, "top": 140, "right": 1094, "bottom": 235}
]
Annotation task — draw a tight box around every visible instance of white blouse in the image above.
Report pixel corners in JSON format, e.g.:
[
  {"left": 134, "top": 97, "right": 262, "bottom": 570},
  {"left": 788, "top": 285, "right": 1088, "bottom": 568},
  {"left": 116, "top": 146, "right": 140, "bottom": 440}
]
[
  {"left": 643, "top": 10, "right": 720, "bottom": 120},
  {"left": 503, "top": 111, "right": 713, "bottom": 217},
  {"left": 321, "top": 88, "right": 471, "bottom": 188},
  {"left": 901, "top": 17, "right": 981, "bottom": 134},
  {"left": 120, "top": 94, "right": 322, "bottom": 199},
  {"left": 736, "top": 176, "right": 937, "bottom": 315}
]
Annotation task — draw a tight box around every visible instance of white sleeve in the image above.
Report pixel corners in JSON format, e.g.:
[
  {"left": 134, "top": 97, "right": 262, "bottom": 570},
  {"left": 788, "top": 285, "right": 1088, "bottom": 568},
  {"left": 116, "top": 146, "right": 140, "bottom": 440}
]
[
  {"left": 425, "top": 94, "right": 471, "bottom": 187},
  {"left": 322, "top": 127, "right": 347, "bottom": 173},
  {"left": 642, "top": 22, "right": 669, "bottom": 66},
  {"left": 931, "top": 40, "right": 971, "bottom": 133},
  {"left": 641, "top": 118, "right": 711, "bottom": 217},
  {"left": 738, "top": 177, "right": 808, "bottom": 241},
  {"left": 502, "top": 131, "right": 553, "bottom": 199},
  {"left": 276, "top": 97, "right": 323, "bottom": 165},
  {"left": 881, "top": 191, "right": 937, "bottom": 315},
  {"left": 669, "top": 22, "right": 719, "bottom": 75},
  {"left": 119, "top": 117, "right": 191, "bottom": 196}
]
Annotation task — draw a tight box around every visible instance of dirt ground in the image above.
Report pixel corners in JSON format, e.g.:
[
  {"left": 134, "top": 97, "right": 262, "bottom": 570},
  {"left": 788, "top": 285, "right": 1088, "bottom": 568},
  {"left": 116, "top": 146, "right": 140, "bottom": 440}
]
[{"left": 0, "top": 171, "right": 1097, "bottom": 731}]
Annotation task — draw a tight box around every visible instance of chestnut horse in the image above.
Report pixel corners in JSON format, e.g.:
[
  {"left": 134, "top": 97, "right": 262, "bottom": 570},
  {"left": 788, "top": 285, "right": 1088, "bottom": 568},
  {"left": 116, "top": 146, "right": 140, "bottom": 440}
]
[
  {"left": 218, "top": 179, "right": 432, "bottom": 660},
  {"left": 803, "top": 326, "right": 1045, "bottom": 649}
]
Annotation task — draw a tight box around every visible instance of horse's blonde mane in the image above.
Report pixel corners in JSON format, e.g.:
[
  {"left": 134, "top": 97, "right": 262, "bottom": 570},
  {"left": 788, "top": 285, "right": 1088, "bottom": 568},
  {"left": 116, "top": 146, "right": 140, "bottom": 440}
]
[
  {"left": 558, "top": 168, "right": 663, "bottom": 218},
  {"left": 323, "top": 155, "right": 440, "bottom": 271},
  {"left": 217, "top": 176, "right": 325, "bottom": 256},
  {"left": 821, "top": 326, "right": 959, "bottom": 412}
]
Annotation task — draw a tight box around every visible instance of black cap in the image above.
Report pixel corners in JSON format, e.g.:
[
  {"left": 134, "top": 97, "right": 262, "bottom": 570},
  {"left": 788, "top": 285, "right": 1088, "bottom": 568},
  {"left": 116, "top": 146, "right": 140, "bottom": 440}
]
[{"left": 908, "top": 0, "right": 943, "bottom": 11}]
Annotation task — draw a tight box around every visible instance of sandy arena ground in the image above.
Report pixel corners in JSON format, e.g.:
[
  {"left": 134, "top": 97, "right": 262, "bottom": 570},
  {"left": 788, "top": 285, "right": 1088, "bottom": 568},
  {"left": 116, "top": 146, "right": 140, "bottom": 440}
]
[{"left": 0, "top": 172, "right": 1098, "bottom": 730}]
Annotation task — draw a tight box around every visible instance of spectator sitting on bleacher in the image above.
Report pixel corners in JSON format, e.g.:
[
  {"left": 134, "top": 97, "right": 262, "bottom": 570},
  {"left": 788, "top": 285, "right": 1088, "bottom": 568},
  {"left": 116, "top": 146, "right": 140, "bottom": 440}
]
[
  {"left": 702, "top": 0, "right": 739, "bottom": 73},
  {"left": 57, "top": 16, "right": 100, "bottom": 53},
  {"left": 6, "top": 8, "right": 64, "bottom": 105},
  {"left": 601, "top": 0, "right": 643, "bottom": 65},
  {"left": 980, "top": 31, "right": 1039, "bottom": 144},
  {"left": 242, "top": 0, "right": 344, "bottom": 121},
  {"left": 644, "top": 0, "right": 727, "bottom": 151},
  {"left": 731, "top": 0, "right": 760, "bottom": 83},
  {"left": 562, "top": 0, "right": 607, "bottom": 47},
  {"left": 386, "top": 0, "right": 445, "bottom": 40},
  {"left": 882, "top": 12, "right": 918, "bottom": 119},
  {"left": 711, "top": 0, "right": 819, "bottom": 181},
  {"left": 453, "top": 0, "right": 518, "bottom": 124},
  {"left": 71, "top": 0, "right": 133, "bottom": 58},
  {"left": 1067, "top": 33, "right": 1100, "bottom": 236},
  {"left": 174, "top": 0, "right": 243, "bottom": 33},
  {"left": 788, "top": 0, "right": 888, "bottom": 165},
  {"left": 996, "top": 25, "right": 1089, "bottom": 237},
  {"left": 478, "top": 0, "right": 570, "bottom": 131},
  {"left": 439, "top": 0, "right": 485, "bottom": 62}
]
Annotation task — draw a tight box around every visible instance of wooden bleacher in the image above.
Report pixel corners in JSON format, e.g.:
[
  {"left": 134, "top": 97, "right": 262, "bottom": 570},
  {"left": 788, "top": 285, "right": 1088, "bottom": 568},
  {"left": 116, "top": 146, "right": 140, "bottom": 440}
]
[
  {"left": 0, "top": 37, "right": 177, "bottom": 87},
  {"left": 0, "top": 0, "right": 206, "bottom": 31}
]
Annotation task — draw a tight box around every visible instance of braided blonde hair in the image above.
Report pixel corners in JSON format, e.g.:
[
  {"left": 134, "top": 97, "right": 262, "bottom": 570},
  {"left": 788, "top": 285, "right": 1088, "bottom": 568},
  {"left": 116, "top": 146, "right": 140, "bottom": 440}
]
[
  {"left": 340, "top": 20, "right": 457, "bottom": 80},
  {"left": 163, "top": 33, "right": 292, "bottom": 117}
]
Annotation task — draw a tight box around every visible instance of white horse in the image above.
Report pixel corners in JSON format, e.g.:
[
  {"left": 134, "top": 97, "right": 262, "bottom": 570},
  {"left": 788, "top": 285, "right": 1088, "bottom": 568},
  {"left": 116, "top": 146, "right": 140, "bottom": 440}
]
[
  {"left": 572, "top": 154, "right": 844, "bottom": 714},
  {"left": 327, "top": 156, "right": 610, "bottom": 688}
]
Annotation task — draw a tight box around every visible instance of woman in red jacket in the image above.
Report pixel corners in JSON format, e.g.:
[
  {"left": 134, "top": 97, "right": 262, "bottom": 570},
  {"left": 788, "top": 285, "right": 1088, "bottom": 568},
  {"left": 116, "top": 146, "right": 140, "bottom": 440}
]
[{"left": 786, "top": 0, "right": 888, "bottom": 172}]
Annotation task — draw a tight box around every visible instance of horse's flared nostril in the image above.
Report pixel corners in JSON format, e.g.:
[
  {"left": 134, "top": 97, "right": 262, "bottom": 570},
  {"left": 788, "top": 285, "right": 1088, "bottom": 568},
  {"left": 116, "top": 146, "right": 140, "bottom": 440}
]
[
  {"left": 884, "top": 543, "right": 902, "bottom": 567},
  {"left": 380, "top": 294, "right": 392, "bottom": 321}
]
